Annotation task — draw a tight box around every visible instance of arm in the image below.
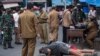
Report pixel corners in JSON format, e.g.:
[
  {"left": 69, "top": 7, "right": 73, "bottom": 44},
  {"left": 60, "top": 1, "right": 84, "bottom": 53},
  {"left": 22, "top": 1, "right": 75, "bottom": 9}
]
[
  {"left": 79, "top": 49, "right": 94, "bottom": 53},
  {"left": 47, "top": 13, "right": 51, "bottom": 24},
  {"left": 47, "top": 49, "right": 51, "bottom": 56},
  {"left": 87, "top": 22, "right": 94, "bottom": 29},
  {"left": 88, "top": 11, "right": 91, "bottom": 18},
  {"left": 18, "top": 17, "right": 21, "bottom": 34},
  {"left": 39, "top": 12, "right": 48, "bottom": 23},
  {"left": 11, "top": 15, "right": 14, "bottom": 28},
  {"left": 70, "top": 48, "right": 95, "bottom": 56},
  {"left": 0, "top": 16, "right": 3, "bottom": 30},
  {"left": 40, "top": 12, "right": 48, "bottom": 20},
  {"left": 92, "top": 10, "right": 96, "bottom": 18},
  {"left": 67, "top": 12, "right": 73, "bottom": 25},
  {"left": 69, "top": 49, "right": 83, "bottom": 56},
  {"left": 33, "top": 15, "right": 39, "bottom": 35}
]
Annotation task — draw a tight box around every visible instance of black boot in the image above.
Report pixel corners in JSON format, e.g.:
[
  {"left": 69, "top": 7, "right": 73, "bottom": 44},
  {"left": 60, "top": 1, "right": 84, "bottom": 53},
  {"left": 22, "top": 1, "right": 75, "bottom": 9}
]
[
  {"left": 15, "top": 42, "right": 22, "bottom": 45},
  {"left": 3, "top": 41, "right": 7, "bottom": 49},
  {"left": 48, "top": 41, "right": 53, "bottom": 45},
  {"left": 8, "top": 41, "right": 14, "bottom": 48}
]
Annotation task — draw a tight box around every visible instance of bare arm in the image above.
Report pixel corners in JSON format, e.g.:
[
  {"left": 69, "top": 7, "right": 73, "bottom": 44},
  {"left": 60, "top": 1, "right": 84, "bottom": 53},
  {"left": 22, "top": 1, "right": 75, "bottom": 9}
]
[
  {"left": 79, "top": 49, "right": 94, "bottom": 53},
  {"left": 40, "top": 12, "right": 48, "bottom": 20},
  {"left": 18, "top": 17, "right": 21, "bottom": 34},
  {"left": 69, "top": 49, "right": 84, "bottom": 56},
  {"left": 47, "top": 49, "right": 51, "bottom": 56}
]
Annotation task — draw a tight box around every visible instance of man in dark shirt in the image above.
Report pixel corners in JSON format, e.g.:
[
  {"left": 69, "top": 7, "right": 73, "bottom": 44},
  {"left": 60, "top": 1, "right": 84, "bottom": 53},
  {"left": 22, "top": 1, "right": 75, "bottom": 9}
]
[{"left": 40, "top": 41, "right": 95, "bottom": 56}]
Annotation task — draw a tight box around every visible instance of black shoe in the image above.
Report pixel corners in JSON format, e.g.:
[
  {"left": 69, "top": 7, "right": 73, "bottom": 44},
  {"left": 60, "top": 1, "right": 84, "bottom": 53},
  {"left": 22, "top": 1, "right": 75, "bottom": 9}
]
[
  {"left": 3, "top": 44, "right": 7, "bottom": 49},
  {"left": 44, "top": 42, "right": 49, "bottom": 44},
  {"left": 15, "top": 42, "right": 22, "bottom": 45},
  {"left": 3, "top": 47, "right": 8, "bottom": 49},
  {"left": 8, "top": 46, "right": 14, "bottom": 48},
  {"left": 41, "top": 42, "right": 48, "bottom": 44},
  {"left": 48, "top": 41, "right": 53, "bottom": 45}
]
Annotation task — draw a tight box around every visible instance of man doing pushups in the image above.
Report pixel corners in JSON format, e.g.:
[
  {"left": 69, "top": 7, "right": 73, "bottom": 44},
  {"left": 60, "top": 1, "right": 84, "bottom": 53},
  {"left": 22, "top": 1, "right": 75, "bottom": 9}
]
[{"left": 40, "top": 41, "right": 95, "bottom": 56}]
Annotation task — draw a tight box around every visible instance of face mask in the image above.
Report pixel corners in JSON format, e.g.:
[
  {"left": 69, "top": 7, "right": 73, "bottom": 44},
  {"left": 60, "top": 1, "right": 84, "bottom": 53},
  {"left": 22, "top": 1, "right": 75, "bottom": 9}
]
[{"left": 34, "top": 11, "right": 40, "bottom": 16}]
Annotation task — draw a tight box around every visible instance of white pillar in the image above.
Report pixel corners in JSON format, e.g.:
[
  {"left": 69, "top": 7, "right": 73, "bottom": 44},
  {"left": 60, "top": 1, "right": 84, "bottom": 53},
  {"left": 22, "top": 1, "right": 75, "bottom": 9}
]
[
  {"left": 62, "top": 0, "right": 66, "bottom": 10},
  {"left": 64, "top": 0, "right": 66, "bottom": 9},
  {"left": 44, "top": 2, "right": 47, "bottom": 12},
  {"left": 25, "top": 0, "right": 28, "bottom": 8}
]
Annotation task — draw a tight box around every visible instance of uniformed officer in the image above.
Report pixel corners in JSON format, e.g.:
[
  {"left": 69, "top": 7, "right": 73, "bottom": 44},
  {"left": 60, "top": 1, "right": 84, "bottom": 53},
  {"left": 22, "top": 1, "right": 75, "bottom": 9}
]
[
  {"left": 19, "top": 3, "right": 38, "bottom": 56},
  {"left": 48, "top": 7, "right": 59, "bottom": 44},
  {"left": 1, "top": 9, "right": 14, "bottom": 49},
  {"left": 62, "top": 5, "right": 73, "bottom": 43},
  {"left": 86, "top": 18, "right": 98, "bottom": 49},
  {"left": 38, "top": 8, "right": 48, "bottom": 44}
]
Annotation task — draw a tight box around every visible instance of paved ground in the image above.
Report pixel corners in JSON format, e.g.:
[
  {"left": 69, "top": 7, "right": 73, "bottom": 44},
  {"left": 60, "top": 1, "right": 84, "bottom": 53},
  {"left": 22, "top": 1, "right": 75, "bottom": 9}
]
[
  {"left": 0, "top": 24, "right": 100, "bottom": 56},
  {"left": 0, "top": 26, "right": 62, "bottom": 56}
]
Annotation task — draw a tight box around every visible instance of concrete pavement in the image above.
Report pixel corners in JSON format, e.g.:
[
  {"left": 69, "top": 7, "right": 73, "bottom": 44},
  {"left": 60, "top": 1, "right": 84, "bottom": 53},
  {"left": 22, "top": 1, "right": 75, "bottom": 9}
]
[
  {"left": 0, "top": 26, "right": 62, "bottom": 56},
  {"left": 0, "top": 26, "right": 100, "bottom": 56}
]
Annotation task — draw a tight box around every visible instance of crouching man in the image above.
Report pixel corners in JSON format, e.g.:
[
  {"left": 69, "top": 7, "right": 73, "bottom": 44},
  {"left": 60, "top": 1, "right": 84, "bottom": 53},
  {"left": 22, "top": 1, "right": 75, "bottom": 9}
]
[{"left": 39, "top": 41, "right": 95, "bottom": 56}]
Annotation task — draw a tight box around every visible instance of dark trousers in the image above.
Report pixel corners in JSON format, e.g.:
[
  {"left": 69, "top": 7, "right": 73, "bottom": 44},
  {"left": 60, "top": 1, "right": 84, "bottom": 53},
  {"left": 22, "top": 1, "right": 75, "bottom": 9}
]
[
  {"left": 0, "top": 34, "right": 3, "bottom": 44},
  {"left": 3, "top": 40, "right": 12, "bottom": 47},
  {"left": 14, "top": 27, "right": 20, "bottom": 43},
  {"left": 3, "top": 28, "right": 13, "bottom": 48},
  {"left": 63, "top": 26, "right": 69, "bottom": 43}
]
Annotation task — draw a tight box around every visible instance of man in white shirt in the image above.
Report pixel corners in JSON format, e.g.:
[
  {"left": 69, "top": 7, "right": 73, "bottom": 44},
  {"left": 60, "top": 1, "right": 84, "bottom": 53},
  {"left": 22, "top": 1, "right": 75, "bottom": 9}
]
[
  {"left": 88, "top": 5, "right": 96, "bottom": 19},
  {"left": 13, "top": 10, "right": 22, "bottom": 44}
]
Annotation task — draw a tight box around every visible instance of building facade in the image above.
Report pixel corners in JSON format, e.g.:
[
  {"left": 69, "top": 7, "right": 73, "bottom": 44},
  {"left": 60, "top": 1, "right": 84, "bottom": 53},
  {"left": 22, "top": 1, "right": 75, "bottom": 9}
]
[
  {"left": 1, "top": 0, "right": 23, "bottom": 3},
  {"left": 28, "top": 0, "right": 46, "bottom": 2},
  {"left": 0, "top": 0, "right": 47, "bottom": 9}
]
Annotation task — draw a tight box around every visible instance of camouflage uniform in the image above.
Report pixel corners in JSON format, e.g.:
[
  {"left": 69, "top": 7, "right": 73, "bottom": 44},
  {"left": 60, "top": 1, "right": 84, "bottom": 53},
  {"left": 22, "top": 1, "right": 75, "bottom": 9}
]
[
  {"left": 0, "top": 16, "right": 3, "bottom": 44},
  {"left": 1, "top": 13, "right": 14, "bottom": 48}
]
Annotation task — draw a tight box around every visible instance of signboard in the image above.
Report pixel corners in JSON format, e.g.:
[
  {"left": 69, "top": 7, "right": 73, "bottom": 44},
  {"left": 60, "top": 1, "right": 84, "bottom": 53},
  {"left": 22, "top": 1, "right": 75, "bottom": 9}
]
[
  {"left": 52, "top": 0, "right": 72, "bottom": 6},
  {"left": 28, "top": 0, "right": 46, "bottom": 2},
  {"left": 1, "top": 0, "right": 46, "bottom": 3},
  {"left": 3, "top": 3, "right": 19, "bottom": 9}
]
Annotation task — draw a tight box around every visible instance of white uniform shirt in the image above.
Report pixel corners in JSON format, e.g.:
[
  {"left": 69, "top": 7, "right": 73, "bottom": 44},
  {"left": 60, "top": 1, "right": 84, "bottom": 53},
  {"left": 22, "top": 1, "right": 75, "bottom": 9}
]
[
  {"left": 13, "top": 13, "right": 19, "bottom": 27},
  {"left": 88, "top": 10, "right": 96, "bottom": 18}
]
